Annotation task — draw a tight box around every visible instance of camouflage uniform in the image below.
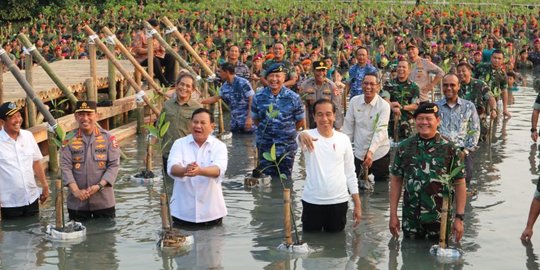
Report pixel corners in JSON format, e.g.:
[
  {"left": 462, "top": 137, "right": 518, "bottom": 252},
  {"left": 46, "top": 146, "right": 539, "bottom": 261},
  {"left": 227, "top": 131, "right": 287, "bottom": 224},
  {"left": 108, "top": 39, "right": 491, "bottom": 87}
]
[
  {"left": 391, "top": 133, "right": 464, "bottom": 238},
  {"left": 232, "top": 60, "right": 251, "bottom": 80},
  {"left": 473, "top": 63, "right": 507, "bottom": 100},
  {"left": 347, "top": 63, "right": 378, "bottom": 99},
  {"left": 61, "top": 127, "right": 121, "bottom": 212},
  {"left": 251, "top": 86, "right": 305, "bottom": 177},
  {"left": 459, "top": 79, "right": 493, "bottom": 139},
  {"left": 381, "top": 79, "right": 420, "bottom": 140},
  {"left": 299, "top": 77, "right": 343, "bottom": 129},
  {"left": 220, "top": 75, "right": 256, "bottom": 133}
]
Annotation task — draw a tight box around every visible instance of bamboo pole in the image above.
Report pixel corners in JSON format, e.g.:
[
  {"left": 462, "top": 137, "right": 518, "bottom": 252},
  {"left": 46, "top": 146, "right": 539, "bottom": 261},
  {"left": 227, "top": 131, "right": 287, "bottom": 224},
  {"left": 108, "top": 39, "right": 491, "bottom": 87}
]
[
  {"left": 107, "top": 43, "right": 118, "bottom": 127},
  {"left": 160, "top": 193, "right": 170, "bottom": 230},
  {"left": 393, "top": 113, "right": 399, "bottom": 143},
  {"left": 161, "top": 17, "right": 216, "bottom": 78},
  {"left": 17, "top": 34, "right": 77, "bottom": 107},
  {"left": 142, "top": 21, "right": 203, "bottom": 82},
  {"left": 304, "top": 103, "right": 309, "bottom": 130},
  {"left": 218, "top": 100, "right": 225, "bottom": 134},
  {"left": 85, "top": 78, "right": 96, "bottom": 103},
  {"left": 147, "top": 30, "right": 154, "bottom": 83},
  {"left": 83, "top": 25, "right": 160, "bottom": 116},
  {"left": 134, "top": 70, "right": 144, "bottom": 134},
  {"left": 438, "top": 196, "right": 450, "bottom": 249},
  {"left": 283, "top": 188, "right": 293, "bottom": 246},
  {"left": 55, "top": 179, "right": 64, "bottom": 230},
  {"left": 101, "top": 27, "right": 165, "bottom": 97},
  {"left": 24, "top": 53, "right": 36, "bottom": 127},
  {"left": 145, "top": 138, "right": 153, "bottom": 172},
  {"left": 0, "top": 49, "right": 57, "bottom": 127},
  {"left": 89, "top": 42, "right": 97, "bottom": 102}
]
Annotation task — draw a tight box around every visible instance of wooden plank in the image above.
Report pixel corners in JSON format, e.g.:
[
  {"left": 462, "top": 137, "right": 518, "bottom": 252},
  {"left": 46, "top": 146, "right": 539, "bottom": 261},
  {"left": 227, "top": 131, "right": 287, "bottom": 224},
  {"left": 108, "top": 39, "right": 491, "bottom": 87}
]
[
  {"left": 28, "top": 90, "right": 154, "bottom": 143},
  {"left": 1, "top": 59, "right": 135, "bottom": 106}
]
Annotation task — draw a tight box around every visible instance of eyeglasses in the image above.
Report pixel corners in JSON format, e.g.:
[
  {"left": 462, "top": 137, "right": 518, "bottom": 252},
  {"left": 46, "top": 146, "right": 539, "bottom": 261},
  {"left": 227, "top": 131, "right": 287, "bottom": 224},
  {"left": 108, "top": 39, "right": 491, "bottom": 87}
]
[{"left": 362, "top": 82, "right": 378, "bottom": 87}]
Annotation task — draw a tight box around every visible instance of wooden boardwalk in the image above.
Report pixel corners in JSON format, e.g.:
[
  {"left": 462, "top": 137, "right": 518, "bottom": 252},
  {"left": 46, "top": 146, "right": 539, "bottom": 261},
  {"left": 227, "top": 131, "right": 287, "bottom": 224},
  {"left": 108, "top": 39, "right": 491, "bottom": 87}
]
[{"left": 2, "top": 59, "right": 135, "bottom": 106}]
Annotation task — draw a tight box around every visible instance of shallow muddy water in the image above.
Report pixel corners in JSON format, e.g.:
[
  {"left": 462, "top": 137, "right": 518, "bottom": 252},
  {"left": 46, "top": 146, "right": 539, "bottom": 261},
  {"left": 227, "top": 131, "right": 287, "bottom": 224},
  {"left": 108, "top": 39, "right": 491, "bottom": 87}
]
[{"left": 1, "top": 76, "right": 540, "bottom": 270}]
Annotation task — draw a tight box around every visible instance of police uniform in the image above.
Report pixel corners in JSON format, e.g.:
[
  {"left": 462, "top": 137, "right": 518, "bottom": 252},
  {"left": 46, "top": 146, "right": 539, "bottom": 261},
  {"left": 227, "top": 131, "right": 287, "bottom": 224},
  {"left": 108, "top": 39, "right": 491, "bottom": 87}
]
[
  {"left": 381, "top": 78, "right": 420, "bottom": 140},
  {"left": 252, "top": 64, "right": 305, "bottom": 177},
  {"left": 61, "top": 101, "right": 121, "bottom": 218},
  {"left": 391, "top": 104, "right": 464, "bottom": 238},
  {"left": 219, "top": 75, "right": 256, "bottom": 133},
  {"left": 300, "top": 61, "right": 343, "bottom": 129}
]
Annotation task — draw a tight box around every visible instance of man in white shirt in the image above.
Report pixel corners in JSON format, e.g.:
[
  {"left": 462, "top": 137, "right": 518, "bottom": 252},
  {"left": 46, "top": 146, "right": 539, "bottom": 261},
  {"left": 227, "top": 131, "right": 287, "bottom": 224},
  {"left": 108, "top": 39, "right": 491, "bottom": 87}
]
[
  {"left": 167, "top": 108, "right": 228, "bottom": 226},
  {"left": 297, "top": 99, "right": 361, "bottom": 232},
  {"left": 343, "top": 73, "right": 391, "bottom": 182},
  {"left": 0, "top": 102, "right": 48, "bottom": 219}
]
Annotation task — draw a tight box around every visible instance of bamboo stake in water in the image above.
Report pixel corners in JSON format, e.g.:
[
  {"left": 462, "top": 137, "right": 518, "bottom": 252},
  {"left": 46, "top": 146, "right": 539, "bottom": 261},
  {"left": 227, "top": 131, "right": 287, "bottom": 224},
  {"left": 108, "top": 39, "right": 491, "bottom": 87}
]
[
  {"left": 438, "top": 196, "right": 450, "bottom": 249},
  {"left": 283, "top": 188, "right": 293, "bottom": 246},
  {"left": 160, "top": 193, "right": 171, "bottom": 230},
  {"left": 55, "top": 179, "right": 64, "bottom": 230}
]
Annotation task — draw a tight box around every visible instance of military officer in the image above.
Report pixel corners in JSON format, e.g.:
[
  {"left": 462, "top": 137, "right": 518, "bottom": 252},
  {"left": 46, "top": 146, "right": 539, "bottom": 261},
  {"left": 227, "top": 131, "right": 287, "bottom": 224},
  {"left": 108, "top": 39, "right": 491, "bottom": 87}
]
[
  {"left": 456, "top": 62, "right": 497, "bottom": 140},
  {"left": 61, "top": 101, "right": 121, "bottom": 221},
  {"left": 389, "top": 103, "right": 466, "bottom": 241},
  {"left": 251, "top": 63, "right": 305, "bottom": 178},
  {"left": 473, "top": 49, "right": 511, "bottom": 118},
  {"left": 202, "top": 62, "right": 255, "bottom": 133},
  {"left": 299, "top": 60, "right": 343, "bottom": 129},
  {"left": 381, "top": 59, "right": 420, "bottom": 141}
]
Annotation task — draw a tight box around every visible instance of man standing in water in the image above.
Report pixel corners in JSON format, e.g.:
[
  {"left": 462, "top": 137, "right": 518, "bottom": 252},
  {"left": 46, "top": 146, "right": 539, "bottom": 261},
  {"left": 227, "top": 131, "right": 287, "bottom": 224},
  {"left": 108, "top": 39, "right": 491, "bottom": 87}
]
[
  {"left": 389, "top": 103, "right": 466, "bottom": 241},
  {"left": 407, "top": 41, "right": 444, "bottom": 103},
  {"left": 202, "top": 62, "right": 255, "bottom": 133},
  {"left": 297, "top": 99, "right": 361, "bottom": 232},
  {"left": 436, "top": 74, "right": 480, "bottom": 184},
  {"left": 61, "top": 101, "right": 121, "bottom": 221},
  {"left": 474, "top": 49, "right": 511, "bottom": 118},
  {"left": 0, "top": 102, "right": 49, "bottom": 219},
  {"left": 251, "top": 63, "right": 305, "bottom": 178},
  {"left": 168, "top": 108, "right": 228, "bottom": 226},
  {"left": 161, "top": 73, "right": 202, "bottom": 172}
]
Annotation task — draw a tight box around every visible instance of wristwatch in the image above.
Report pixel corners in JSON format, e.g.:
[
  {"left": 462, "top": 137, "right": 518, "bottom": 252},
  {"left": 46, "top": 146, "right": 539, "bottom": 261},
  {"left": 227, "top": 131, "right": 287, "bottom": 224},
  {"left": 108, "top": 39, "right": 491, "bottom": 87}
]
[
  {"left": 97, "top": 183, "right": 105, "bottom": 192},
  {"left": 531, "top": 128, "right": 537, "bottom": 133},
  {"left": 454, "top": 213, "right": 465, "bottom": 221}
]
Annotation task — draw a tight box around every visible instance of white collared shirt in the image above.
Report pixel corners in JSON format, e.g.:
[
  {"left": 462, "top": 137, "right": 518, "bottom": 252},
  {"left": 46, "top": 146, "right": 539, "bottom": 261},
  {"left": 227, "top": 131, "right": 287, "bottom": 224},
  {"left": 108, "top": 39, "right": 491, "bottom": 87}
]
[
  {"left": 343, "top": 94, "right": 390, "bottom": 161},
  {"left": 167, "top": 135, "right": 228, "bottom": 223},
  {"left": 0, "top": 128, "right": 43, "bottom": 207}
]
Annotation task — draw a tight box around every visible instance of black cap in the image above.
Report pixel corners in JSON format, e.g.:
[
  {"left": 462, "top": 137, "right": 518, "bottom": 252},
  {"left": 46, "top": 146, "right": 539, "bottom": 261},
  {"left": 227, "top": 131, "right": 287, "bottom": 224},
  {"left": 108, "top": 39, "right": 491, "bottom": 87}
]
[
  {"left": 312, "top": 60, "right": 327, "bottom": 70},
  {"left": 414, "top": 103, "right": 439, "bottom": 118},
  {"left": 406, "top": 41, "right": 418, "bottom": 49},
  {"left": 148, "top": 19, "right": 159, "bottom": 27},
  {"left": 74, "top": 101, "right": 97, "bottom": 113},
  {"left": 0, "top": 102, "right": 20, "bottom": 120},
  {"left": 264, "top": 63, "right": 287, "bottom": 77}
]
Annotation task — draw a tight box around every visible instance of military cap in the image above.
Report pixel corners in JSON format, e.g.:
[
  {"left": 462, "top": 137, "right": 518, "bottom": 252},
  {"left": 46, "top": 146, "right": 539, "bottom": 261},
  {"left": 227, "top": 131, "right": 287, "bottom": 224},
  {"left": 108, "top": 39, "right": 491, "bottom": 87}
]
[
  {"left": 75, "top": 101, "right": 97, "bottom": 113},
  {"left": 406, "top": 41, "right": 418, "bottom": 49},
  {"left": 414, "top": 102, "right": 439, "bottom": 118},
  {"left": 0, "top": 102, "right": 20, "bottom": 120},
  {"left": 312, "top": 60, "right": 327, "bottom": 70},
  {"left": 264, "top": 63, "right": 287, "bottom": 77}
]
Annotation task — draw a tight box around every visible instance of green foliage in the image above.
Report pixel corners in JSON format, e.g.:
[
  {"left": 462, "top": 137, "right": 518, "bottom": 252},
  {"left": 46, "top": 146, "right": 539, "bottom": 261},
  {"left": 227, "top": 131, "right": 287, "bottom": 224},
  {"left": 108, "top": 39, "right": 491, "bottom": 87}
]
[
  {"left": 50, "top": 98, "right": 70, "bottom": 119},
  {"left": 143, "top": 112, "right": 171, "bottom": 152},
  {"left": 0, "top": 0, "right": 38, "bottom": 21}
]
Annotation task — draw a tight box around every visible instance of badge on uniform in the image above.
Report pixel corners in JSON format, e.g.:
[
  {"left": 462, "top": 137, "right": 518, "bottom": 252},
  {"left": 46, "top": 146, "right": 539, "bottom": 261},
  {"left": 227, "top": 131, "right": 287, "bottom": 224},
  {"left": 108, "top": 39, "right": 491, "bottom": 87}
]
[
  {"left": 75, "top": 163, "right": 81, "bottom": 169},
  {"left": 110, "top": 135, "right": 118, "bottom": 149},
  {"left": 98, "top": 161, "right": 106, "bottom": 168}
]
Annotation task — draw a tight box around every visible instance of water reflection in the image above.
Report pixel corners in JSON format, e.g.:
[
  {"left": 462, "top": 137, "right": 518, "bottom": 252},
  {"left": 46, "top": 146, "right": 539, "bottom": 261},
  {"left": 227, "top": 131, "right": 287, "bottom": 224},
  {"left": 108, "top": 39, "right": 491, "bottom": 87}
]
[
  {"left": 523, "top": 241, "right": 540, "bottom": 270},
  {"left": 0, "top": 217, "right": 46, "bottom": 269},
  {"left": 172, "top": 226, "right": 225, "bottom": 269}
]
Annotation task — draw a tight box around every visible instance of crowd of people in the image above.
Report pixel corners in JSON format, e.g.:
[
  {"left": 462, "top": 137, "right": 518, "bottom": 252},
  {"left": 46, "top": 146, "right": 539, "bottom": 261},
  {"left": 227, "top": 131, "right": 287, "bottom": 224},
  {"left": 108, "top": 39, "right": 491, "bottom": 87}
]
[{"left": 1, "top": 3, "right": 540, "bottom": 251}]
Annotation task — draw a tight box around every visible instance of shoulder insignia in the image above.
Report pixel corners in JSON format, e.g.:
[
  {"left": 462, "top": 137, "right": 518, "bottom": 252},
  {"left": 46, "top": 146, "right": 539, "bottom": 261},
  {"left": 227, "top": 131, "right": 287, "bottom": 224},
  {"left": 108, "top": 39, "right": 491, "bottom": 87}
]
[{"left": 110, "top": 135, "right": 119, "bottom": 149}]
